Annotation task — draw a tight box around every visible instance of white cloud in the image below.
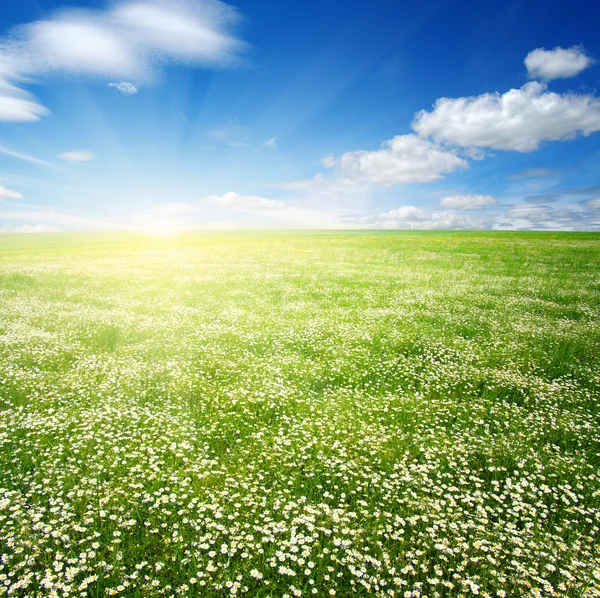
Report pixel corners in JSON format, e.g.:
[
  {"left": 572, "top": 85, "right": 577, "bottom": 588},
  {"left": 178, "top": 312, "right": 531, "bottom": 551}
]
[
  {"left": 278, "top": 46, "right": 599, "bottom": 199},
  {"left": 0, "top": 0, "right": 244, "bottom": 121},
  {"left": 205, "top": 192, "right": 287, "bottom": 212},
  {"left": 23, "top": 17, "right": 139, "bottom": 78},
  {"left": 59, "top": 150, "right": 96, "bottom": 162},
  {"left": 111, "top": 0, "right": 242, "bottom": 65},
  {"left": 0, "top": 83, "right": 50, "bottom": 121},
  {"left": 585, "top": 198, "right": 600, "bottom": 209},
  {"left": 525, "top": 46, "right": 592, "bottom": 80},
  {"left": 352, "top": 205, "right": 491, "bottom": 230},
  {"left": 323, "top": 134, "right": 468, "bottom": 185},
  {"left": 108, "top": 81, "right": 138, "bottom": 95},
  {"left": 413, "top": 82, "right": 600, "bottom": 152},
  {"left": 0, "top": 185, "right": 23, "bottom": 200},
  {"left": 440, "top": 194, "right": 496, "bottom": 209}
]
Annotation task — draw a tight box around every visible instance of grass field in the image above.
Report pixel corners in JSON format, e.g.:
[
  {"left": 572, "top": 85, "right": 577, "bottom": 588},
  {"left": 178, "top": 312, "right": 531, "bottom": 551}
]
[{"left": 0, "top": 231, "right": 599, "bottom": 598}]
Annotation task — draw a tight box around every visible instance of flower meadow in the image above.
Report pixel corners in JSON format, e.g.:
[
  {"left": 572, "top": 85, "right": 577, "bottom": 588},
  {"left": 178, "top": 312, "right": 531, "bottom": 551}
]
[{"left": 0, "top": 231, "right": 599, "bottom": 598}]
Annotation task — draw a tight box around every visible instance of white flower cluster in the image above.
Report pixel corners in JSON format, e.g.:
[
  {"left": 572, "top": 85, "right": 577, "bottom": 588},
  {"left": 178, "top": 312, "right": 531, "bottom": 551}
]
[{"left": 0, "top": 233, "right": 599, "bottom": 597}]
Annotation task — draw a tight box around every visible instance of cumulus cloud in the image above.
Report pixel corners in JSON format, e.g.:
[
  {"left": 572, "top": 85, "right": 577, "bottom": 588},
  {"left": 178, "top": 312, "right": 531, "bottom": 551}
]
[
  {"left": 280, "top": 45, "right": 600, "bottom": 198},
  {"left": 0, "top": 185, "right": 23, "bottom": 200},
  {"left": 108, "top": 81, "right": 138, "bottom": 95},
  {"left": 323, "top": 134, "right": 468, "bottom": 185},
  {"left": 440, "top": 194, "right": 496, "bottom": 209},
  {"left": 525, "top": 46, "right": 592, "bottom": 80},
  {"left": 59, "top": 150, "right": 96, "bottom": 162},
  {"left": 205, "top": 192, "right": 287, "bottom": 212},
  {"left": 351, "top": 205, "right": 491, "bottom": 230},
  {"left": 279, "top": 136, "right": 469, "bottom": 205},
  {"left": 413, "top": 82, "right": 600, "bottom": 152},
  {"left": 0, "top": 0, "right": 244, "bottom": 121}
]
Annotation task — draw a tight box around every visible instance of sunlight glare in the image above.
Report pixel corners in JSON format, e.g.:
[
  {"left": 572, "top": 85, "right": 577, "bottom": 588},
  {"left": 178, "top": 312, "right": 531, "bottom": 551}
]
[{"left": 141, "top": 218, "right": 182, "bottom": 237}]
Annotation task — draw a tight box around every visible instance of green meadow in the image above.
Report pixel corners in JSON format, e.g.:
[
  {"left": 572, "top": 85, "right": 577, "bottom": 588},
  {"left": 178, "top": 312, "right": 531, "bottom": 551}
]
[{"left": 0, "top": 231, "right": 599, "bottom": 598}]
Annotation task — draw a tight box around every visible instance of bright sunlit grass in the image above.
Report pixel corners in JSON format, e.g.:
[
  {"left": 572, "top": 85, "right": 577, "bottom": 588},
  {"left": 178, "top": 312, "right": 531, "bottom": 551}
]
[{"left": 0, "top": 231, "right": 599, "bottom": 597}]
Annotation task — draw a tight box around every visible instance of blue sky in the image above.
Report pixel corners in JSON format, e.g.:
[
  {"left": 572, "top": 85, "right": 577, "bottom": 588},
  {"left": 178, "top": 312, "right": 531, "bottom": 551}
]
[{"left": 0, "top": 0, "right": 599, "bottom": 232}]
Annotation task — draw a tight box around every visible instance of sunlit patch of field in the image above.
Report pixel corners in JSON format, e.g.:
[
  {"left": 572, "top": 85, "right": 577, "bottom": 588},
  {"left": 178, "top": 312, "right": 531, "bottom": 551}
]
[{"left": 0, "top": 231, "right": 599, "bottom": 597}]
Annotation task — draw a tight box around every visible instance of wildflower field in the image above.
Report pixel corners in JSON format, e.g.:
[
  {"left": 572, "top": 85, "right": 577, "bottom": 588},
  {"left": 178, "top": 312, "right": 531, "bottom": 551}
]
[{"left": 1, "top": 231, "right": 599, "bottom": 598}]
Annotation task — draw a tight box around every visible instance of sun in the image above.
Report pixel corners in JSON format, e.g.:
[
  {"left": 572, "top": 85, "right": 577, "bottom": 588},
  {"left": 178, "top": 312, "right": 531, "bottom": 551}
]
[{"left": 141, "top": 218, "right": 183, "bottom": 237}]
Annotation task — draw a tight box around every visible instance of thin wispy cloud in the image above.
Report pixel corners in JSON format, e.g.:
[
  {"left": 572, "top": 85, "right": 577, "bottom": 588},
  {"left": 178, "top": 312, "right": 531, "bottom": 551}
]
[
  {"left": 0, "top": 146, "right": 62, "bottom": 169},
  {"left": 521, "top": 194, "right": 560, "bottom": 204},
  {"left": 522, "top": 184, "right": 600, "bottom": 205},
  {"left": 349, "top": 206, "right": 491, "bottom": 230},
  {"left": 0, "top": 0, "right": 246, "bottom": 121},
  {"left": 0, "top": 185, "right": 22, "bottom": 200},
  {"left": 108, "top": 82, "right": 138, "bottom": 95},
  {"left": 0, "top": 223, "right": 60, "bottom": 233},
  {"left": 525, "top": 46, "right": 593, "bottom": 80},
  {"left": 148, "top": 202, "right": 200, "bottom": 215},
  {"left": 497, "top": 203, "right": 600, "bottom": 230},
  {"left": 203, "top": 192, "right": 349, "bottom": 228},
  {"left": 209, "top": 121, "right": 251, "bottom": 148},
  {"left": 205, "top": 192, "right": 287, "bottom": 212},
  {"left": 59, "top": 150, "right": 96, "bottom": 162},
  {"left": 507, "top": 168, "right": 558, "bottom": 180},
  {"left": 0, "top": 80, "right": 50, "bottom": 121},
  {"left": 0, "top": 209, "right": 109, "bottom": 228},
  {"left": 440, "top": 194, "right": 497, "bottom": 210}
]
